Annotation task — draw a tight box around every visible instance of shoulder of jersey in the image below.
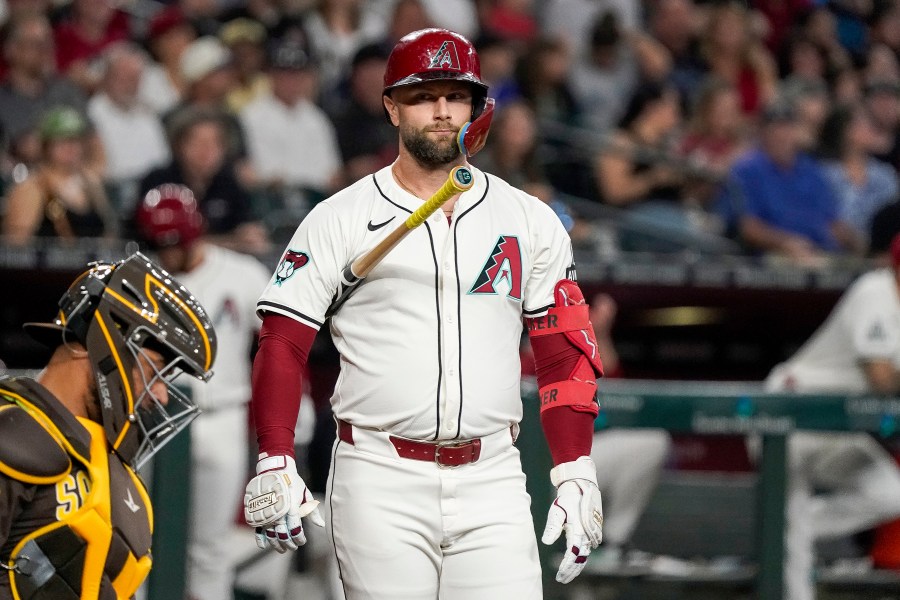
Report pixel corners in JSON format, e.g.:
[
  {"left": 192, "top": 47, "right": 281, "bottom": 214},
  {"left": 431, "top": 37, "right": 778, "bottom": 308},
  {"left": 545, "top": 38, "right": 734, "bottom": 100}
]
[
  {"left": 0, "top": 392, "right": 71, "bottom": 485},
  {"left": 316, "top": 175, "right": 379, "bottom": 214}
]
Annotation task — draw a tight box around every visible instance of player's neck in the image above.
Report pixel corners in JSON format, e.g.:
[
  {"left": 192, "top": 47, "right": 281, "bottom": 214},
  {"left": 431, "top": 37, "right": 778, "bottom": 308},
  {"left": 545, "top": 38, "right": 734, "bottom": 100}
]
[
  {"left": 37, "top": 345, "right": 95, "bottom": 419},
  {"left": 392, "top": 157, "right": 467, "bottom": 201}
]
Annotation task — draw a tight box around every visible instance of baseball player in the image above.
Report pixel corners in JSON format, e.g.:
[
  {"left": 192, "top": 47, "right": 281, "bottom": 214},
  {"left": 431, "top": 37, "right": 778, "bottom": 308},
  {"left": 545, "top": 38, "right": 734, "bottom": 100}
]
[
  {"left": 765, "top": 232, "right": 900, "bottom": 600},
  {"left": 0, "top": 253, "right": 217, "bottom": 599},
  {"left": 243, "top": 28, "right": 605, "bottom": 598},
  {"left": 135, "top": 184, "right": 272, "bottom": 600}
]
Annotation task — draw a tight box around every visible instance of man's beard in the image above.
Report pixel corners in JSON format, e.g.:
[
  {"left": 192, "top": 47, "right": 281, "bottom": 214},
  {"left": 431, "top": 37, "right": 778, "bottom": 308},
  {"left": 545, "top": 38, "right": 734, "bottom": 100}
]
[{"left": 400, "top": 124, "right": 460, "bottom": 168}]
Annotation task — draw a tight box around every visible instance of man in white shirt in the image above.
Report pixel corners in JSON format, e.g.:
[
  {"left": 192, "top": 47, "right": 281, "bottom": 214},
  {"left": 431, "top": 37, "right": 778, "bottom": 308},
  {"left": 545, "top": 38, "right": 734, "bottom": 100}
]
[
  {"left": 766, "top": 233, "right": 900, "bottom": 600},
  {"left": 239, "top": 37, "right": 342, "bottom": 196},
  {"left": 88, "top": 43, "right": 170, "bottom": 210}
]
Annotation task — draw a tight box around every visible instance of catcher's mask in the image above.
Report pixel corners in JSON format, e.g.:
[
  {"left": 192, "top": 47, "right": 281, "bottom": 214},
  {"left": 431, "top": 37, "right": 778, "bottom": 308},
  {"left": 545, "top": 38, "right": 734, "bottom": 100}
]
[{"left": 24, "top": 252, "right": 217, "bottom": 469}]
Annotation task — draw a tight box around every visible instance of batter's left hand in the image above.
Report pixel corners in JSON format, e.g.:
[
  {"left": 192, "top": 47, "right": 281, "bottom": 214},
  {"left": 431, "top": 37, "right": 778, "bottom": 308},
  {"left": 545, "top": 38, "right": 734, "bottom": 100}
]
[{"left": 541, "top": 456, "right": 603, "bottom": 584}]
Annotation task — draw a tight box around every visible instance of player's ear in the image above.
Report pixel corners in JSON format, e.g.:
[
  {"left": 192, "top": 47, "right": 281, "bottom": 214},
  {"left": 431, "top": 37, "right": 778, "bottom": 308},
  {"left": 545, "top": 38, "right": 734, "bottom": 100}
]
[{"left": 384, "top": 93, "right": 400, "bottom": 127}]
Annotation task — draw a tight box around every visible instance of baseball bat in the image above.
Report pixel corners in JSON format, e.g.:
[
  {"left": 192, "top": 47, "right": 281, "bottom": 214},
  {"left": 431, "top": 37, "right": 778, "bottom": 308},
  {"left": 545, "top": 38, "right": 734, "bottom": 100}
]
[{"left": 325, "top": 166, "right": 474, "bottom": 317}]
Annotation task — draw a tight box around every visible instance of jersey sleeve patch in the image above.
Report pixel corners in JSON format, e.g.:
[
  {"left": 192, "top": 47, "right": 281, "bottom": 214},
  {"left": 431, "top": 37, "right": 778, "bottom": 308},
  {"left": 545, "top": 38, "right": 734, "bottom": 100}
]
[
  {"left": 0, "top": 404, "right": 71, "bottom": 484},
  {"left": 273, "top": 249, "right": 311, "bottom": 287}
]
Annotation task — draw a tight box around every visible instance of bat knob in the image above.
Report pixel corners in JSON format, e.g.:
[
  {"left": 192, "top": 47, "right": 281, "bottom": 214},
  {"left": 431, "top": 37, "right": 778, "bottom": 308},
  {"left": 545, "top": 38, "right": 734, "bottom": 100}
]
[{"left": 450, "top": 166, "right": 475, "bottom": 191}]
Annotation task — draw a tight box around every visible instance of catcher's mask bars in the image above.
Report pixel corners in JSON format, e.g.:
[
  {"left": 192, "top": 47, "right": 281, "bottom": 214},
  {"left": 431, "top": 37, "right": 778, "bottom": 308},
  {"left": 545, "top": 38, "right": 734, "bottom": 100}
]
[{"left": 24, "top": 253, "right": 217, "bottom": 469}]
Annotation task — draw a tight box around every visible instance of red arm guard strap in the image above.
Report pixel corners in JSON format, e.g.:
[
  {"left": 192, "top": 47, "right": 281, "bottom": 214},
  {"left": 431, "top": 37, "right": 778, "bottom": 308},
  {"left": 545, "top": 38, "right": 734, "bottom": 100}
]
[
  {"left": 532, "top": 329, "right": 597, "bottom": 465},
  {"left": 251, "top": 314, "right": 317, "bottom": 458}
]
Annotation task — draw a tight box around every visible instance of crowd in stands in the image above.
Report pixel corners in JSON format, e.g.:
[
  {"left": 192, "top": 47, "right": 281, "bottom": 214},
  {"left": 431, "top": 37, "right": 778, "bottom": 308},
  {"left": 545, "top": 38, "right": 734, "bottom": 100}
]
[{"left": 0, "top": 0, "right": 896, "bottom": 266}]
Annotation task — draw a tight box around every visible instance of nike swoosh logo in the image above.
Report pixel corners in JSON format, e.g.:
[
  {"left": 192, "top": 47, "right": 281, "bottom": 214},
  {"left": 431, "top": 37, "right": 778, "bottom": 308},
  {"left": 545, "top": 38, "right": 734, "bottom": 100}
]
[{"left": 367, "top": 217, "right": 396, "bottom": 231}]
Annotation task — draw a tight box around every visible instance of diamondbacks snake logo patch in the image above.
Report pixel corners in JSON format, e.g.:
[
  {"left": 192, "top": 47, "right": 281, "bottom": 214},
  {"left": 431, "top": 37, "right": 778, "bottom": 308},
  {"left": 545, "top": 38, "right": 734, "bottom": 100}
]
[
  {"left": 275, "top": 250, "right": 310, "bottom": 287},
  {"left": 469, "top": 235, "right": 523, "bottom": 300}
]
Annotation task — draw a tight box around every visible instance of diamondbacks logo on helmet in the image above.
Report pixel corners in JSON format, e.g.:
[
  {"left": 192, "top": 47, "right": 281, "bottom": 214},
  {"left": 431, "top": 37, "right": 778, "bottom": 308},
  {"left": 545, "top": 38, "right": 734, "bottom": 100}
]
[
  {"left": 275, "top": 250, "right": 310, "bottom": 287},
  {"left": 428, "top": 40, "right": 460, "bottom": 70},
  {"left": 469, "top": 236, "right": 522, "bottom": 300}
]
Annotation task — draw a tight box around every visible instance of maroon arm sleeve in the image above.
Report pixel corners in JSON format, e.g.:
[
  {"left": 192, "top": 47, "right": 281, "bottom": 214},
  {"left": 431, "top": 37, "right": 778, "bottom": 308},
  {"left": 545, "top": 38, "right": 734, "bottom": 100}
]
[
  {"left": 251, "top": 313, "right": 318, "bottom": 458},
  {"left": 531, "top": 329, "right": 595, "bottom": 466}
]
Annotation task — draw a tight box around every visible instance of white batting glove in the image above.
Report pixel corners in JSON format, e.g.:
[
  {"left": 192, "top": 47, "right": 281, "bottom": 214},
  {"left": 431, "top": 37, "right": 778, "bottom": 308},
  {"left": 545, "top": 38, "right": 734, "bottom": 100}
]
[
  {"left": 243, "top": 454, "right": 325, "bottom": 553},
  {"left": 542, "top": 456, "right": 604, "bottom": 584}
]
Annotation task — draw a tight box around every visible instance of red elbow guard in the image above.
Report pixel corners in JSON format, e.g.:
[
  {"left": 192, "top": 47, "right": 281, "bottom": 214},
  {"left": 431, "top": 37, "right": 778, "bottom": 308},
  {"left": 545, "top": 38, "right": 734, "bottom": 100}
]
[{"left": 528, "top": 280, "right": 603, "bottom": 415}]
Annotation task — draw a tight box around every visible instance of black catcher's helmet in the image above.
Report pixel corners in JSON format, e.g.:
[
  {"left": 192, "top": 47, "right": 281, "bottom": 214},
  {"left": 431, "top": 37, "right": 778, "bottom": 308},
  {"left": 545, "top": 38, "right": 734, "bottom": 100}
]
[{"left": 25, "top": 252, "right": 217, "bottom": 469}]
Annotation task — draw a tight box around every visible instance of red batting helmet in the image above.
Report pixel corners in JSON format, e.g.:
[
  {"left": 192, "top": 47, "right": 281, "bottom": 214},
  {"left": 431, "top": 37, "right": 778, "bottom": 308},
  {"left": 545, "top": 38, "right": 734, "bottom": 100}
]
[
  {"left": 383, "top": 28, "right": 488, "bottom": 117},
  {"left": 135, "top": 184, "right": 205, "bottom": 249}
]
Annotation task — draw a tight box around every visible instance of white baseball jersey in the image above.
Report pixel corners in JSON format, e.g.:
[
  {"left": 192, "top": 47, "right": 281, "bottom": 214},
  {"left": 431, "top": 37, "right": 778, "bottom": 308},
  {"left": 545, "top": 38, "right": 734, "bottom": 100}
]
[
  {"left": 178, "top": 244, "right": 273, "bottom": 410},
  {"left": 766, "top": 268, "right": 900, "bottom": 393},
  {"left": 257, "top": 164, "right": 574, "bottom": 441}
]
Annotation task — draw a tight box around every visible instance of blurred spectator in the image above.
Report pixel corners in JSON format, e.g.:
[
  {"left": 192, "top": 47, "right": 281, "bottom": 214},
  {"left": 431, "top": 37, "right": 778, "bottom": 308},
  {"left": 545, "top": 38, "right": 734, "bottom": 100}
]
[
  {"left": 138, "top": 107, "right": 269, "bottom": 253},
  {"left": 568, "top": 10, "right": 671, "bottom": 133},
  {"left": 751, "top": 0, "right": 814, "bottom": 54},
  {"left": 679, "top": 77, "right": 749, "bottom": 208},
  {"left": 139, "top": 6, "right": 196, "bottom": 115},
  {"left": 87, "top": 43, "right": 170, "bottom": 212},
  {"left": 781, "top": 76, "right": 830, "bottom": 151},
  {"left": 383, "top": 0, "right": 433, "bottom": 45},
  {"left": 52, "top": 0, "right": 131, "bottom": 94},
  {"left": 328, "top": 42, "right": 396, "bottom": 185},
  {"left": 764, "top": 233, "right": 900, "bottom": 600},
  {"left": 474, "top": 99, "right": 543, "bottom": 189},
  {"left": 864, "top": 42, "right": 900, "bottom": 85},
  {"left": 0, "top": 14, "right": 87, "bottom": 171},
  {"left": 864, "top": 80, "right": 900, "bottom": 169},
  {"left": 648, "top": 0, "right": 706, "bottom": 103},
  {"left": 594, "top": 82, "right": 687, "bottom": 213},
  {"left": 218, "top": 0, "right": 286, "bottom": 35},
  {"left": 542, "top": 0, "right": 642, "bottom": 60},
  {"left": 516, "top": 36, "right": 579, "bottom": 129},
  {"left": 699, "top": 1, "right": 779, "bottom": 117},
  {"left": 240, "top": 37, "right": 342, "bottom": 196},
  {"left": 134, "top": 183, "right": 271, "bottom": 600},
  {"left": 868, "top": 0, "right": 900, "bottom": 55},
  {"left": 717, "top": 99, "right": 862, "bottom": 264},
  {"left": 414, "top": 0, "right": 479, "bottom": 40},
  {"left": 220, "top": 18, "right": 271, "bottom": 113},
  {"left": 795, "top": 6, "right": 853, "bottom": 78},
  {"left": 2, "top": 106, "right": 117, "bottom": 244},
  {"left": 474, "top": 33, "right": 520, "bottom": 108},
  {"left": 302, "top": 0, "right": 386, "bottom": 102},
  {"left": 818, "top": 104, "right": 898, "bottom": 247},
  {"left": 165, "top": 36, "right": 252, "bottom": 183},
  {"left": 779, "top": 34, "right": 829, "bottom": 83},
  {"left": 479, "top": 0, "right": 538, "bottom": 43}
]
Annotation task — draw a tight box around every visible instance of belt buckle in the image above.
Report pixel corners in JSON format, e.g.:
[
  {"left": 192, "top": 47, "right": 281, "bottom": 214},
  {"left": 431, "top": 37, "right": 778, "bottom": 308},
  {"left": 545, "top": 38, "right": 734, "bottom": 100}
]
[{"left": 434, "top": 440, "right": 468, "bottom": 468}]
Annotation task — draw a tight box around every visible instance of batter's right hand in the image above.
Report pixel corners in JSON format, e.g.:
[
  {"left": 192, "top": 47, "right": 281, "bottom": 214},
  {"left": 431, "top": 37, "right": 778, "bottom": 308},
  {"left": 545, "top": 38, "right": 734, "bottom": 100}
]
[{"left": 244, "top": 454, "right": 325, "bottom": 553}]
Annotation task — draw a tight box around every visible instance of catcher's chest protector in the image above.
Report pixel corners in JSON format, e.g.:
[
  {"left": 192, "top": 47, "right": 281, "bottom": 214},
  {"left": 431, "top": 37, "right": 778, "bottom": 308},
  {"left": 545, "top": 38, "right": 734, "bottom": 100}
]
[{"left": 0, "top": 377, "right": 153, "bottom": 600}]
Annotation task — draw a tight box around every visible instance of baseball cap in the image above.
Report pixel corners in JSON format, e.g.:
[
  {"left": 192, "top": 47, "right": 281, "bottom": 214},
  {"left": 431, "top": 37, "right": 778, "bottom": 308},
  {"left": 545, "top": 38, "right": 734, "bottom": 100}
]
[
  {"left": 39, "top": 106, "right": 88, "bottom": 141},
  {"left": 219, "top": 18, "right": 266, "bottom": 47},
  {"left": 181, "top": 36, "right": 232, "bottom": 83},
  {"left": 268, "top": 38, "right": 312, "bottom": 70}
]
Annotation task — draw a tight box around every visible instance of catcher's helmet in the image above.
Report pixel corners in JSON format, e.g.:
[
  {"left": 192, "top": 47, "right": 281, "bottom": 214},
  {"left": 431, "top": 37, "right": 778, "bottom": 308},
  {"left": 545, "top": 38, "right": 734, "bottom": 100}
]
[
  {"left": 135, "top": 184, "right": 205, "bottom": 249},
  {"left": 383, "top": 28, "right": 488, "bottom": 119},
  {"left": 25, "top": 253, "right": 217, "bottom": 469}
]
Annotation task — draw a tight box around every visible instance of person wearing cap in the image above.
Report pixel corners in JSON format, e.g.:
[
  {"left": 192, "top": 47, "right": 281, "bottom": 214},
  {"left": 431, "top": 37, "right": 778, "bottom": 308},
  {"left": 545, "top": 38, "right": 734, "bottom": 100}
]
[
  {"left": 220, "top": 18, "right": 271, "bottom": 113},
  {"left": 764, "top": 232, "right": 900, "bottom": 600},
  {"left": 717, "top": 96, "right": 863, "bottom": 265},
  {"left": 2, "top": 106, "right": 116, "bottom": 245},
  {"left": 239, "top": 37, "right": 342, "bottom": 196},
  {"left": 134, "top": 183, "right": 271, "bottom": 600},
  {"left": 0, "top": 251, "right": 217, "bottom": 600}
]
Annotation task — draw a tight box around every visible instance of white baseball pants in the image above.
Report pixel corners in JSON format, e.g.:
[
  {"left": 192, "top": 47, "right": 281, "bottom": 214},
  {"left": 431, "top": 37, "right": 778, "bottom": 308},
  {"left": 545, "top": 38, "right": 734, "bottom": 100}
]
[{"left": 325, "top": 424, "right": 543, "bottom": 599}]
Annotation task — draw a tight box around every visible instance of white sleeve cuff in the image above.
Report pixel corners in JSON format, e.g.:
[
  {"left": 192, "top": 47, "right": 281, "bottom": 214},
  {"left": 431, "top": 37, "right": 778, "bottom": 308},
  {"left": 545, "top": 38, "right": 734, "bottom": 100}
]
[{"left": 550, "top": 456, "right": 598, "bottom": 487}]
